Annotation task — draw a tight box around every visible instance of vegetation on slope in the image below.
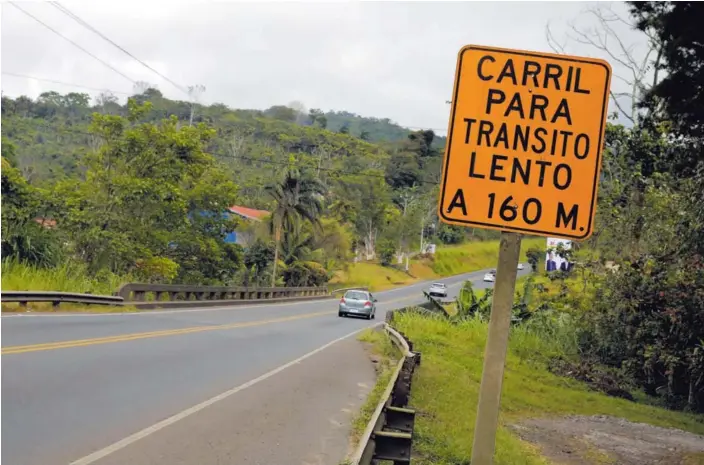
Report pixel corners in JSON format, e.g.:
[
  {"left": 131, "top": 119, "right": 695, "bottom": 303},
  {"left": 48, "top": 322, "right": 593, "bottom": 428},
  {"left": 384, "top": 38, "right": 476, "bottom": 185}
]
[
  {"left": 2, "top": 89, "right": 465, "bottom": 290},
  {"left": 394, "top": 311, "right": 704, "bottom": 465}
]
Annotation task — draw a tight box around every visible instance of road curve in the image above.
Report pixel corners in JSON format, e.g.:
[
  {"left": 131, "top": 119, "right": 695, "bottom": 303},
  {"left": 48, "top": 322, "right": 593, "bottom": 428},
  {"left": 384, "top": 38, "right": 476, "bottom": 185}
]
[{"left": 1, "top": 267, "right": 527, "bottom": 465}]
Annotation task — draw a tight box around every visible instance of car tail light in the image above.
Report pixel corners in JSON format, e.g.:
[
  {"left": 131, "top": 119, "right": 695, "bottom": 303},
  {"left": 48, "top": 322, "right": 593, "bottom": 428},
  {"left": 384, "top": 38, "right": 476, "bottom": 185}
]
[
  {"left": 364, "top": 301, "right": 372, "bottom": 308},
  {"left": 340, "top": 297, "right": 346, "bottom": 304}
]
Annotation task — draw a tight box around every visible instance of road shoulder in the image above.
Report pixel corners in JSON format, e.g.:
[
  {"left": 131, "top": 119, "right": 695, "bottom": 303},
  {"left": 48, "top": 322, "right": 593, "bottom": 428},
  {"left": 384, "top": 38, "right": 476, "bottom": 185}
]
[{"left": 84, "top": 334, "right": 377, "bottom": 465}]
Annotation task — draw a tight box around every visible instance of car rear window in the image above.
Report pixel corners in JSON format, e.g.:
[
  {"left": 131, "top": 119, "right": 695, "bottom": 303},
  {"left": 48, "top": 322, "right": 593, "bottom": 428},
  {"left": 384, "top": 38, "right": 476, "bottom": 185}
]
[
  {"left": 345, "top": 291, "right": 369, "bottom": 300},
  {"left": 432, "top": 283, "right": 445, "bottom": 288}
]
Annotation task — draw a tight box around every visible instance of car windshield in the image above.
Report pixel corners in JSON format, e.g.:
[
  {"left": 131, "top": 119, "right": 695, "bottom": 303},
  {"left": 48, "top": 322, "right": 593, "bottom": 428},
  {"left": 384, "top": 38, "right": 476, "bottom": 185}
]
[{"left": 345, "top": 291, "right": 369, "bottom": 300}]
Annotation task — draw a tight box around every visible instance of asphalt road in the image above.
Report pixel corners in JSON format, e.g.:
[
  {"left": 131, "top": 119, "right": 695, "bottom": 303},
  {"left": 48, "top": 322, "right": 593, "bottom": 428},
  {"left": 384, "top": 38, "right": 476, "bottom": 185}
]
[{"left": 2, "top": 266, "right": 529, "bottom": 465}]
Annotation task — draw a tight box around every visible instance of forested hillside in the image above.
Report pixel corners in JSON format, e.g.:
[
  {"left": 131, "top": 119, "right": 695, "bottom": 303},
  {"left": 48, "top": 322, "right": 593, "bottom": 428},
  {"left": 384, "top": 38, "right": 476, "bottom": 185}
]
[{"left": 1, "top": 90, "right": 470, "bottom": 289}]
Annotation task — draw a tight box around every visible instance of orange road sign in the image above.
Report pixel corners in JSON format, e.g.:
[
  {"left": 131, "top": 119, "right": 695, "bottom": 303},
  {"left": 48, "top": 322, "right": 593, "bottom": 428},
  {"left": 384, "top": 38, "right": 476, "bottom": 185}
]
[{"left": 438, "top": 45, "right": 612, "bottom": 240}]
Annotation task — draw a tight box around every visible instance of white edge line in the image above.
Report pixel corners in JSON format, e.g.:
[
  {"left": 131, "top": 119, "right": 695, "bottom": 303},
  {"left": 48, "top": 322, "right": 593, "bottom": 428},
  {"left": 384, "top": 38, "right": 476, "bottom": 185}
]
[{"left": 69, "top": 323, "right": 382, "bottom": 465}]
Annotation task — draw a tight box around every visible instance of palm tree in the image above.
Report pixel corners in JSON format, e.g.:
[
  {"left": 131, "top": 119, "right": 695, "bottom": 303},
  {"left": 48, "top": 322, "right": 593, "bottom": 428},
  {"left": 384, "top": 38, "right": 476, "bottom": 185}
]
[{"left": 266, "top": 168, "right": 325, "bottom": 287}]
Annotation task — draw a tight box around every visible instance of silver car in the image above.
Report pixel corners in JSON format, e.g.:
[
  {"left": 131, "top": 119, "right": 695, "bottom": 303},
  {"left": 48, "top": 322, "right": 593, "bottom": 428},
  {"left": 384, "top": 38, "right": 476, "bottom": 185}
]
[
  {"left": 338, "top": 290, "right": 377, "bottom": 319},
  {"left": 428, "top": 282, "right": 448, "bottom": 298}
]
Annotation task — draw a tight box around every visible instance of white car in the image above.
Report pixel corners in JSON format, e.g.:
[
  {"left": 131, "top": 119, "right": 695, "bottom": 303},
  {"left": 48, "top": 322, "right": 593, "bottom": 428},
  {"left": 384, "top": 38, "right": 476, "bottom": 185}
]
[
  {"left": 483, "top": 273, "right": 495, "bottom": 282},
  {"left": 428, "top": 282, "right": 448, "bottom": 298},
  {"left": 517, "top": 263, "right": 525, "bottom": 270}
]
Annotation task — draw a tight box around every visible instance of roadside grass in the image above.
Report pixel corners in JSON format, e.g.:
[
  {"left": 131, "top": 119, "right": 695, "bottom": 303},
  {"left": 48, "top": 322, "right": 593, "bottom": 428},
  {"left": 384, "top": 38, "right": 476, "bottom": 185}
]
[
  {"left": 3, "top": 237, "right": 545, "bottom": 311},
  {"left": 1, "top": 260, "right": 133, "bottom": 313},
  {"left": 1, "top": 259, "right": 128, "bottom": 295},
  {"left": 349, "top": 328, "right": 402, "bottom": 449},
  {"left": 392, "top": 311, "right": 704, "bottom": 465},
  {"left": 684, "top": 452, "right": 704, "bottom": 465},
  {"left": 333, "top": 238, "right": 545, "bottom": 292},
  {"left": 1, "top": 302, "right": 138, "bottom": 313},
  {"left": 330, "top": 262, "right": 419, "bottom": 292},
  {"left": 431, "top": 237, "right": 544, "bottom": 276}
]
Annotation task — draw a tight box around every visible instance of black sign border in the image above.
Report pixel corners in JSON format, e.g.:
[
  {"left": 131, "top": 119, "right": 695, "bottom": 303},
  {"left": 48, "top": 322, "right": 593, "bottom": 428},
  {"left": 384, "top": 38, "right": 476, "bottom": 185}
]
[{"left": 438, "top": 45, "right": 611, "bottom": 240}]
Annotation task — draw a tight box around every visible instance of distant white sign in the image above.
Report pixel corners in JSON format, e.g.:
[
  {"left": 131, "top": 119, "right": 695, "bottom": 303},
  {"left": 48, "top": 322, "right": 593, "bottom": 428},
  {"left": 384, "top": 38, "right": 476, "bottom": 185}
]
[
  {"left": 546, "top": 237, "right": 572, "bottom": 272},
  {"left": 546, "top": 238, "right": 572, "bottom": 250}
]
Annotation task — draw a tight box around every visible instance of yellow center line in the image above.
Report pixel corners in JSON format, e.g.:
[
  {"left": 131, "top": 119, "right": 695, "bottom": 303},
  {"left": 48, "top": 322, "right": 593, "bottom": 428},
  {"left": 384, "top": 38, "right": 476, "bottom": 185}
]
[{"left": 1, "top": 310, "right": 334, "bottom": 355}]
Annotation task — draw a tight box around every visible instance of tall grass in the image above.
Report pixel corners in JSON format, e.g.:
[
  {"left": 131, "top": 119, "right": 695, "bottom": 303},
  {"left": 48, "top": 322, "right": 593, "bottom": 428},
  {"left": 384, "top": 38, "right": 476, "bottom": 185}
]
[
  {"left": 1, "top": 259, "right": 129, "bottom": 295},
  {"left": 332, "top": 238, "right": 547, "bottom": 292},
  {"left": 431, "top": 237, "right": 545, "bottom": 276},
  {"left": 329, "top": 261, "right": 418, "bottom": 292},
  {"left": 393, "top": 311, "right": 704, "bottom": 465}
]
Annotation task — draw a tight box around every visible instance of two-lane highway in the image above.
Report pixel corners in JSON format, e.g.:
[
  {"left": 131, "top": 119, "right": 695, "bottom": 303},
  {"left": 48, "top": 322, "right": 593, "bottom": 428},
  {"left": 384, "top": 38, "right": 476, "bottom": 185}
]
[{"left": 2, "top": 267, "right": 526, "bottom": 465}]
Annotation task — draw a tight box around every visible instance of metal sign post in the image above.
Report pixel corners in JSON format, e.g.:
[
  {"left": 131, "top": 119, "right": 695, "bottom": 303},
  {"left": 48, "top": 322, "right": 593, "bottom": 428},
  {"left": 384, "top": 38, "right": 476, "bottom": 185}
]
[{"left": 470, "top": 232, "right": 521, "bottom": 465}]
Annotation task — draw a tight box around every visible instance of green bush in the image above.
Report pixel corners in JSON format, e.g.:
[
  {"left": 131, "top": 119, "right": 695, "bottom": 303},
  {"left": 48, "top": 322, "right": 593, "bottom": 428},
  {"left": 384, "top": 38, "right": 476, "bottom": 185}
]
[
  {"left": 582, "top": 254, "right": 704, "bottom": 412},
  {"left": 436, "top": 223, "right": 464, "bottom": 245},
  {"left": 378, "top": 239, "right": 396, "bottom": 266},
  {"left": 1, "top": 259, "right": 129, "bottom": 295},
  {"left": 525, "top": 246, "right": 544, "bottom": 272}
]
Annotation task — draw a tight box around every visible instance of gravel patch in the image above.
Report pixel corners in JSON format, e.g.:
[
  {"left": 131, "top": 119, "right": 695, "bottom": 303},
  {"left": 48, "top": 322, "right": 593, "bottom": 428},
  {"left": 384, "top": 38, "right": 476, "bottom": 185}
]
[{"left": 510, "top": 415, "right": 704, "bottom": 465}]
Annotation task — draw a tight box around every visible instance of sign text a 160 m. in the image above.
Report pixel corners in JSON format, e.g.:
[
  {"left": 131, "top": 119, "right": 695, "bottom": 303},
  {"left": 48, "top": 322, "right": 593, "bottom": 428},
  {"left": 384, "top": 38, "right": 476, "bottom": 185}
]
[{"left": 438, "top": 45, "right": 612, "bottom": 240}]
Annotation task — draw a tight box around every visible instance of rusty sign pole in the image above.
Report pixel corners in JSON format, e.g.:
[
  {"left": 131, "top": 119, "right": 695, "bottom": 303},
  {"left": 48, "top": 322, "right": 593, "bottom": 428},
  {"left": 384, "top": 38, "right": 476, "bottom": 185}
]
[{"left": 470, "top": 232, "right": 522, "bottom": 465}]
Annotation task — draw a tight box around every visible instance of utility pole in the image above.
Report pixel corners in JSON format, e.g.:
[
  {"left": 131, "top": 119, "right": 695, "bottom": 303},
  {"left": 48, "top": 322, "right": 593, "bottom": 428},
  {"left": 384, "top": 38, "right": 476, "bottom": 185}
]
[{"left": 188, "top": 84, "right": 206, "bottom": 126}]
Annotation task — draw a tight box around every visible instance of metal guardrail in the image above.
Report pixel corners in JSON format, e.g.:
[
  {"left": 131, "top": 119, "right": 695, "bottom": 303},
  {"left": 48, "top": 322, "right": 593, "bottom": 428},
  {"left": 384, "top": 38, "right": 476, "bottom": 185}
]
[
  {"left": 351, "top": 319, "right": 421, "bottom": 465},
  {"left": 1, "top": 291, "right": 124, "bottom": 308},
  {"left": 422, "top": 290, "right": 455, "bottom": 318},
  {"left": 2, "top": 285, "right": 330, "bottom": 310},
  {"left": 422, "top": 290, "right": 447, "bottom": 313},
  {"left": 116, "top": 283, "right": 329, "bottom": 302},
  {"left": 330, "top": 286, "right": 370, "bottom": 294}
]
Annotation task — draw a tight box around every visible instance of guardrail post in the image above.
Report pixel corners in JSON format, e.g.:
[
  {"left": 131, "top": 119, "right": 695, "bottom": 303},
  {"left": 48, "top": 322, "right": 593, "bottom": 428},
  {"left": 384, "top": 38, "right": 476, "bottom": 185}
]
[
  {"left": 373, "top": 431, "right": 412, "bottom": 463},
  {"left": 385, "top": 406, "right": 416, "bottom": 433}
]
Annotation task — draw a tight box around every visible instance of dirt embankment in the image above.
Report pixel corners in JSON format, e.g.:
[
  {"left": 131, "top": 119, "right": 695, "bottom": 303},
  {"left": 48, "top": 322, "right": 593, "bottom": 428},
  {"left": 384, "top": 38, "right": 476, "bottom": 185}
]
[{"left": 511, "top": 415, "right": 704, "bottom": 465}]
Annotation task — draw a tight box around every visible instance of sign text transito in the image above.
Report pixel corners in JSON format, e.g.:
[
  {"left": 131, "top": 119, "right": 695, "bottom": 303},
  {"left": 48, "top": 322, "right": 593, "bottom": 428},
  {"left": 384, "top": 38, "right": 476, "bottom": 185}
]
[{"left": 438, "top": 45, "right": 612, "bottom": 240}]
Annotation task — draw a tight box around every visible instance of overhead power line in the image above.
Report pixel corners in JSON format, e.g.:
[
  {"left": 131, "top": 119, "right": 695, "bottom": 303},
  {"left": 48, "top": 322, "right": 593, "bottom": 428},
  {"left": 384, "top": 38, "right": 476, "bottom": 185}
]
[
  {"left": 2, "top": 72, "right": 132, "bottom": 95},
  {"left": 48, "top": 2, "right": 190, "bottom": 97},
  {"left": 9, "top": 2, "right": 137, "bottom": 85}
]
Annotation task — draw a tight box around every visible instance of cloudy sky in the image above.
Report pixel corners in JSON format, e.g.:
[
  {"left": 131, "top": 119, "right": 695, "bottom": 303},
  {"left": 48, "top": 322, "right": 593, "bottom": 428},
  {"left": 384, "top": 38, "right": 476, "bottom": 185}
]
[{"left": 2, "top": 1, "right": 648, "bottom": 132}]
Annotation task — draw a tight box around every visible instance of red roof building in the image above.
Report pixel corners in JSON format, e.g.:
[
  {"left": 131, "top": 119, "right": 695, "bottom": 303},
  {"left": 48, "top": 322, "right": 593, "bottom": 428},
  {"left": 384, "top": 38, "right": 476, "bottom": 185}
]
[
  {"left": 228, "top": 205, "right": 269, "bottom": 222},
  {"left": 225, "top": 205, "right": 270, "bottom": 246}
]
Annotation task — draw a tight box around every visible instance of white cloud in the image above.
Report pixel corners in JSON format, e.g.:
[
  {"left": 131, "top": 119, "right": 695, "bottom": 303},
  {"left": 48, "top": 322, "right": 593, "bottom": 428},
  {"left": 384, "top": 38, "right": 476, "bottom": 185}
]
[{"left": 1, "top": 1, "right": 647, "bottom": 132}]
